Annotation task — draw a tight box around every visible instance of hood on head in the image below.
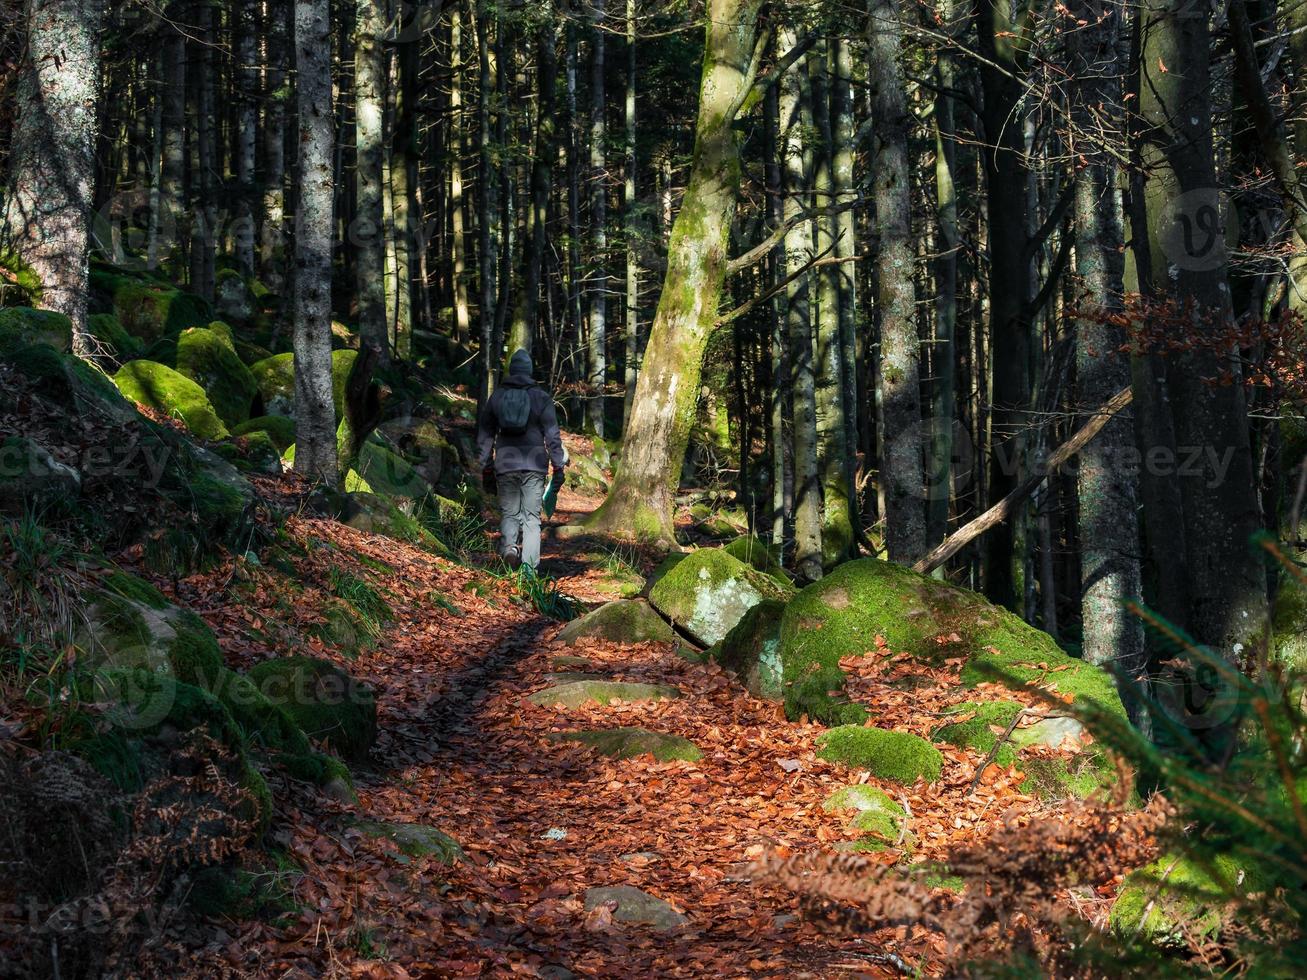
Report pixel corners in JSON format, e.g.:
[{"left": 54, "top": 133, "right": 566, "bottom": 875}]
[{"left": 508, "top": 349, "right": 534, "bottom": 378}]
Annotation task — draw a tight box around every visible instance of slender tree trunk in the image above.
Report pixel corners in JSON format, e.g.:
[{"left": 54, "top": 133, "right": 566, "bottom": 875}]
[
  {"left": 1067, "top": 0, "right": 1146, "bottom": 719},
  {"left": 587, "top": 0, "right": 609, "bottom": 436},
  {"left": 233, "top": 0, "right": 258, "bottom": 275},
  {"left": 811, "top": 41, "right": 853, "bottom": 565},
  {"left": 928, "top": 3, "right": 958, "bottom": 554},
  {"left": 508, "top": 18, "right": 558, "bottom": 357},
  {"left": 831, "top": 36, "right": 860, "bottom": 550},
  {"left": 476, "top": 4, "right": 500, "bottom": 399},
  {"left": 578, "top": 0, "right": 765, "bottom": 542},
  {"left": 354, "top": 0, "right": 388, "bottom": 358},
  {"left": 191, "top": 1, "right": 217, "bottom": 301},
  {"left": 779, "top": 27, "right": 823, "bottom": 580},
  {"left": 566, "top": 23, "right": 585, "bottom": 390},
  {"left": 262, "top": 1, "right": 289, "bottom": 288},
  {"left": 870, "top": 0, "right": 927, "bottom": 563},
  {"left": 978, "top": 0, "right": 1034, "bottom": 607},
  {"left": 1136, "top": 0, "right": 1267, "bottom": 748},
  {"left": 391, "top": 33, "right": 418, "bottom": 359},
  {"left": 292, "top": 0, "right": 339, "bottom": 482},
  {"left": 449, "top": 7, "right": 471, "bottom": 347},
  {"left": 623, "top": 0, "right": 640, "bottom": 428},
  {"left": 765, "top": 77, "right": 788, "bottom": 554},
  {"left": 2, "top": 0, "right": 103, "bottom": 355}
]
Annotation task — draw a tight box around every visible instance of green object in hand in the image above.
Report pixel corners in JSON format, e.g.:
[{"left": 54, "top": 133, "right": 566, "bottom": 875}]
[{"left": 542, "top": 471, "right": 564, "bottom": 519}]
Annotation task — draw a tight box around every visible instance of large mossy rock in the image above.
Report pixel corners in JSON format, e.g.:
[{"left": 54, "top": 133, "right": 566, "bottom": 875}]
[
  {"left": 823, "top": 784, "right": 910, "bottom": 848},
  {"left": 353, "top": 438, "right": 430, "bottom": 499},
  {"left": 114, "top": 359, "right": 230, "bottom": 440},
  {"left": 0, "top": 306, "right": 72, "bottom": 353},
  {"left": 0, "top": 435, "right": 81, "bottom": 515},
  {"left": 246, "top": 656, "right": 377, "bottom": 762},
  {"left": 779, "top": 558, "right": 1125, "bottom": 727},
  {"left": 176, "top": 326, "right": 258, "bottom": 426},
  {"left": 723, "top": 534, "right": 791, "bottom": 583},
  {"left": 337, "top": 491, "right": 448, "bottom": 554},
  {"left": 706, "top": 599, "right": 785, "bottom": 700},
  {"left": 233, "top": 414, "right": 297, "bottom": 452},
  {"left": 648, "top": 548, "right": 794, "bottom": 647},
  {"left": 356, "top": 821, "right": 462, "bottom": 863},
  {"left": 214, "top": 269, "right": 256, "bottom": 324},
  {"left": 110, "top": 281, "right": 212, "bottom": 342},
  {"left": 554, "top": 727, "right": 702, "bottom": 762},
  {"left": 250, "top": 349, "right": 357, "bottom": 419},
  {"left": 87, "top": 312, "right": 141, "bottom": 361},
  {"left": 2, "top": 343, "right": 137, "bottom": 423},
  {"left": 556, "top": 599, "right": 678, "bottom": 646},
  {"left": 527, "top": 680, "right": 681, "bottom": 709},
  {"left": 816, "top": 725, "right": 944, "bottom": 785},
  {"left": 583, "top": 885, "right": 687, "bottom": 930},
  {"left": 930, "top": 701, "right": 1025, "bottom": 768},
  {"left": 1109, "top": 854, "right": 1259, "bottom": 946}
]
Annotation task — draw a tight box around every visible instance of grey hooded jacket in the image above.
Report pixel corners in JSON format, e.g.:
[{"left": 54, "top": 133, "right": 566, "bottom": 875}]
[{"left": 476, "top": 350, "right": 567, "bottom": 475}]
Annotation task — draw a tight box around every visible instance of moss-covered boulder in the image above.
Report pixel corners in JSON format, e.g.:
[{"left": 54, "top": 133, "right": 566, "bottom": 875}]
[
  {"left": 354, "top": 438, "right": 430, "bottom": 499},
  {"left": 86, "top": 312, "right": 141, "bottom": 361},
  {"left": 3, "top": 343, "right": 137, "bottom": 423},
  {"left": 219, "top": 430, "right": 283, "bottom": 475},
  {"left": 1109, "top": 854, "right": 1258, "bottom": 946},
  {"left": 111, "top": 281, "right": 212, "bottom": 342},
  {"left": 930, "top": 701, "right": 1025, "bottom": 768},
  {"left": 778, "top": 558, "right": 1125, "bottom": 727},
  {"left": 568, "top": 452, "right": 610, "bottom": 495},
  {"left": 232, "top": 415, "right": 296, "bottom": 452},
  {"left": 724, "top": 534, "right": 791, "bottom": 583},
  {"left": 246, "top": 656, "right": 377, "bottom": 762},
  {"left": 214, "top": 269, "right": 256, "bottom": 324},
  {"left": 816, "top": 726, "right": 944, "bottom": 785},
  {"left": 706, "top": 599, "right": 786, "bottom": 700},
  {"left": 80, "top": 573, "right": 225, "bottom": 688},
  {"left": 556, "top": 599, "right": 678, "bottom": 646},
  {"left": 583, "top": 885, "right": 687, "bottom": 930},
  {"left": 648, "top": 548, "right": 794, "bottom": 647},
  {"left": 114, "top": 360, "right": 230, "bottom": 440},
  {"left": 0, "top": 435, "right": 81, "bottom": 515},
  {"left": 554, "top": 727, "right": 702, "bottom": 762},
  {"left": 0, "top": 306, "right": 72, "bottom": 352},
  {"left": 527, "top": 680, "right": 681, "bottom": 709},
  {"left": 176, "top": 326, "right": 258, "bottom": 426},
  {"left": 823, "top": 785, "right": 910, "bottom": 847},
  {"left": 356, "top": 821, "right": 462, "bottom": 862},
  {"left": 250, "top": 349, "right": 356, "bottom": 419}
]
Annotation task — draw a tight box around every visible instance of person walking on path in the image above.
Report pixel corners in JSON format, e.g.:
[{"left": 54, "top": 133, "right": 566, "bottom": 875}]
[{"left": 476, "top": 349, "right": 567, "bottom": 569}]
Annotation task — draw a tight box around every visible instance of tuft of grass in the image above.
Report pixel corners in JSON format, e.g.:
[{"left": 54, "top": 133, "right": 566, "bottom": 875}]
[
  {"left": 1, "top": 511, "right": 82, "bottom": 681},
  {"left": 327, "top": 567, "right": 392, "bottom": 629},
  {"left": 496, "top": 565, "right": 583, "bottom": 621}
]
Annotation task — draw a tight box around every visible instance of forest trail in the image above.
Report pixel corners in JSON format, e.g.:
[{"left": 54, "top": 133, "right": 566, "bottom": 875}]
[{"left": 187, "top": 488, "right": 923, "bottom": 978}]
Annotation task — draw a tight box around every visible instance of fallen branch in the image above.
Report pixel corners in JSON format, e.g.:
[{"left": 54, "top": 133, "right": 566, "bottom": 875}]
[{"left": 912, "top": 386, "right": 1134, "bottom": 575}]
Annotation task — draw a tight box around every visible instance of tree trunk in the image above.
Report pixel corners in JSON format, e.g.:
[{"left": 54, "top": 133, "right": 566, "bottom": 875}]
[
  {"left": 292, "top": 0, "right": 339, "bottom": 483},
  {"left": 2, "top": 0, "right": 103, "bottom": 355},
  {"left": 449, "top": 7, "right": 471, "bottom": 348},
  {"left": 262, "top": 1, "right": 289, "bottom": 289},
  {"left": 623, "top": 0, "right": 640, "bottom": 428},
  {"left": 587, "top": 0, "right": 609, "bottom": 437},
  {"left": 765, "top": 77, "right": 788, "bottom": 554},
  {"left": 1135, "top": 0, "right": 1268, "bottom": 748},
  {"left": 1067, "top": 0, "right": 1146, "bottom": 719},
  {"left": 577, "top": 0, "right": 764, "bottom": 542},
  {"left": 354, "top": 0, "right": 388, "bottom": 359},
  {"left": 233, "top": 0, "right": 258, "bottom": 276},
  {"left": 779, "top": 27, "right": 823, "bottom": 580},
  {"left": 190, "top": 1, "right": 217, "bottom": 301},
  {"left": 508, "top": 18, "right": 558, "bottom": 358},
  {"left": 870, "top": 0, "right": 927, "bottom": 563},
  {"left": 476, "top": 4, "right": 500, "bottom": 400},
  {"left": 831, "top": 36, "right": 860, "bottom": 552}
]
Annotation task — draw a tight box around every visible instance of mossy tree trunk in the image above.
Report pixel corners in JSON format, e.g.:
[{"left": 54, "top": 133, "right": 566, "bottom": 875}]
[
  {"left": 870, "top": 0, "right": 927, "bottom": 564},
  {"left": 1135, "top": 0, "right": 1267, "bottom": 749},
  {"left": 292, "top": 0, "right": 339, "bottom": 483},
  {"left": 2, "top": 0, "right": 103, "bottom": 355},
  {"left": 354, "top": 0, "right": 389, "bottom": 361},
  {"left": 580, "top": 0, "right": 764, "bottom": 542}
]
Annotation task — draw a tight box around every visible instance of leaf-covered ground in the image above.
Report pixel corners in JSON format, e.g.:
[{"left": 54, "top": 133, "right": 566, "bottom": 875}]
[{"left": 126, "top": 482, "right": 1138, "bottom": 978}]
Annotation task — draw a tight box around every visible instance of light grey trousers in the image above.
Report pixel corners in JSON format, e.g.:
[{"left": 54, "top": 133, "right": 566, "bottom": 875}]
[{"left": 497, "top": 470, "right": 545, "bottom": 568}]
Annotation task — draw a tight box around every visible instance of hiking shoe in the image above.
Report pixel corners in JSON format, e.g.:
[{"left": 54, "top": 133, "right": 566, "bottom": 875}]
[{"left": 504, "top": 548, "right": 522, "bottom": 570}]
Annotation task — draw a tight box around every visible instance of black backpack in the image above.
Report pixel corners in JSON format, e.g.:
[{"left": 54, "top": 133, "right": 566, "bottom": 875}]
[{"left": 495, "top": 386, "right": 533, "bottom": 435}]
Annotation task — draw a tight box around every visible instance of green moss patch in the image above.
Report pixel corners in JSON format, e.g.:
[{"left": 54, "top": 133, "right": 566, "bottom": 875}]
[
  {"left": 823, "top": 784, "right": 908, "bottom": 844},
  {"left": 176, "top": 326, "right": 258, "bottom": 426},
  {"left": 816, "top": 725, "right": 944, "bottom": 785},
  {"left": 111, "top": 282, "right": 211, "bottom": 342},
  {"left": 86, "top": 313, "right": 141, "bottom": 361},
  {"left": 1018, "top": 751, "right": 1117, "bottom": 801},
  {"left": 356, "top": 821, "right": 462, "bottom": 863},
  {"left": 250, "top": 349, "right": 356, "bottom": 419},
  {"left": 556, "top": 599, "right": 677, "bottom": 646},
  {"left": 554, "top": 727, "right": 702, "bottom": 762},
  {"left": 114, "top": 360, "right": 230, "bottom": 440},
  {"left": 1110, "top": 854, "right": 1259, "bottom": 946},
  {"left": 723, "top": 534, "right": 791, "bottom": 583},
  {"left": 527, "top": 680, "right": 681, "bottom": 709},
  {"left": 247, "top": 656, "right": 377, "bottom": 762},
  {"left": 0, "top": 306, "right": 72, "bottom": 353},
  {"left": 232, "top": 415, "right": 296, "bottom": 452},
  {"left": 648, "top": 547, "right": 794, "bottom": 647},
  {"left": 930, "top": 701, "right": 1024, "bottom": 767}
]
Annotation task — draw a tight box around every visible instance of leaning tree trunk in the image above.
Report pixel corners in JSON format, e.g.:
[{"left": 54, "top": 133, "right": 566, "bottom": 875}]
[
  {"left": 1067, "top": 0, "right": 1145, "bottom": 720},
  {"left": 292, "top": 0, "right": 339, "bottom": 483},
  {"left": 870, "top": 0, "right": 927, "bottom": 563},
  {"left": 1136, "top": 0, "right": 1267, "bottom": 750},
  {"left": 354, "top": 0, "right": 389, "bottom": 360},
  {"left": 3, "top": 0, "right": 103, "bottom": 355},
  {"left": 578, "top": 0, "right": 764, "bottom": 542}
]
